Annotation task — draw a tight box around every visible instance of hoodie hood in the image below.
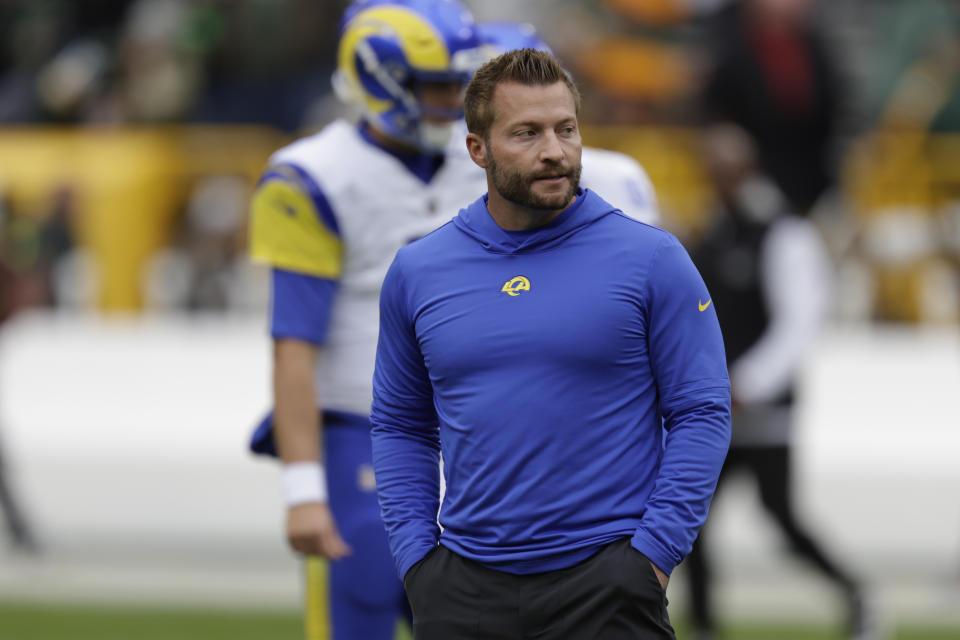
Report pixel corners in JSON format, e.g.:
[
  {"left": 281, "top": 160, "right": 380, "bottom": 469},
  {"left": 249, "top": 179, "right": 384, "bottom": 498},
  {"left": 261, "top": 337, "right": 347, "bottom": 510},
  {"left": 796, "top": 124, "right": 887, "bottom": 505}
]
[{"left": 453, "top": 189, "right": 619, "bottom": 254}]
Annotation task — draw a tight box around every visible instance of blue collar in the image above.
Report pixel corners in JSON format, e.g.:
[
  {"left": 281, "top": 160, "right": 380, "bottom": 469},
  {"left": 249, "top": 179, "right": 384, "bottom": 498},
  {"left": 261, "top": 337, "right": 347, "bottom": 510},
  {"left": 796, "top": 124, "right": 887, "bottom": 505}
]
[{"left": 495, "top": 189, "right": 588, "bottom": 238}]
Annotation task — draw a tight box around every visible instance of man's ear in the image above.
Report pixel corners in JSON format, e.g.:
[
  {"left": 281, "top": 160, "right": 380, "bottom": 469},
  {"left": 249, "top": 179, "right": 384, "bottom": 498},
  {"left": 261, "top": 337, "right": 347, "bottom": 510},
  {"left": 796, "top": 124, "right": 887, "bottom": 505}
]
[{"left": 466, "top": 133, "right": 488, "bottom": 169}]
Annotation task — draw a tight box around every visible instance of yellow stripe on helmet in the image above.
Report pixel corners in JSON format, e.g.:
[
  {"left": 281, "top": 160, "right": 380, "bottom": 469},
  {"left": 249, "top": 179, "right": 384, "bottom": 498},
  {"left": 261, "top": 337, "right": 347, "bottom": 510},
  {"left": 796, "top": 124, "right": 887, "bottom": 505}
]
[{"left": 338, "top": 6, "right": 452, "bottom": 114}]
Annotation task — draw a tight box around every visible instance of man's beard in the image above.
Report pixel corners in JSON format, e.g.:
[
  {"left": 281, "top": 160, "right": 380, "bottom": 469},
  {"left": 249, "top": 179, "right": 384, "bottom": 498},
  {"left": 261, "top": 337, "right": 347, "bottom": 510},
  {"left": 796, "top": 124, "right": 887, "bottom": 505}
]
[{"left": 487, "top": 147, "right": 582, "bottom": 211}]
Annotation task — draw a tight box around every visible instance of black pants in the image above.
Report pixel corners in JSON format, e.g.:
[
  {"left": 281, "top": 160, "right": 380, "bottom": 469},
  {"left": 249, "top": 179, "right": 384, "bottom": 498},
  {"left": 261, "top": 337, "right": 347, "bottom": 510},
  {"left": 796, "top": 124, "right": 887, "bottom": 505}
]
[
  {"left": 404, "top": 538, "right": 675, "bottom": 640},
  {"left": 685, "top": 445, "right": 859, "bottom": 632},
  {"left": 0, "top": 435, "right": 33, "bottom": 549}
]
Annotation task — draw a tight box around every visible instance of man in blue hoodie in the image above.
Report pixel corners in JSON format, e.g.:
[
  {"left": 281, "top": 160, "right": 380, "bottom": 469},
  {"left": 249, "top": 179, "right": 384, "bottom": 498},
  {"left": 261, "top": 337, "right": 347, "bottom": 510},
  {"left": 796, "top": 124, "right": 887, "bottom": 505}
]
[{"left": 370, "top": 48, "right": 731, "bottom": 639}]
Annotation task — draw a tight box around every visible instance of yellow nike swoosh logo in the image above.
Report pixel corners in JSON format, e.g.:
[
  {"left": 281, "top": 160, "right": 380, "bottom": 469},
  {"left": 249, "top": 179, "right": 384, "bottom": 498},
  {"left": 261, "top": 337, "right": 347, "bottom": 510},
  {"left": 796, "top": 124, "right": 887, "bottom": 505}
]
[{"left": 698, "top": 299, "right": 712, "bottom": 312}]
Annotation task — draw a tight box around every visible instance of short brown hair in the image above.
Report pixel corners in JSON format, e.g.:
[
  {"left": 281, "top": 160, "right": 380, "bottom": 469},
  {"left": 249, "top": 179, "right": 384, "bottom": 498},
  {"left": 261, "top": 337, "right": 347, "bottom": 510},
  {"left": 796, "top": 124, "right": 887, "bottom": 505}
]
[{"left": 464, "top": 48, "right": 581, "bottom": 138}]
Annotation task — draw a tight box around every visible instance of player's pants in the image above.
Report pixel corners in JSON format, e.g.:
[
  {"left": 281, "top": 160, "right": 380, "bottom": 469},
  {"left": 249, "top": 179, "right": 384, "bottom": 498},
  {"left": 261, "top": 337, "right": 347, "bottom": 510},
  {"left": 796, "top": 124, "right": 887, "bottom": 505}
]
[
  {"left": 685, "top": 443, "right": 860, "bottom": 633},
  {"left": 306, "top": 423, "right": 410, "bottom": 640},
  {"left": 404, "top": 538, "right": 675, "bottom": 640}
]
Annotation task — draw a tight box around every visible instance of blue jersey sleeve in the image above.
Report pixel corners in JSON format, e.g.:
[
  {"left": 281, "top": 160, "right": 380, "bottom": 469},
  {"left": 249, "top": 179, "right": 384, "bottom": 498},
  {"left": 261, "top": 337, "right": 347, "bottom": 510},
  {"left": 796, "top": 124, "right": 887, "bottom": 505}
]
[
  {"left": 270, "top": 269, "right": 338, "bottom": 345},
  {"left": 369, "top": 254, "right": 442, "bottom": 581},
  {"left": 631, "top": 235, "right": 731, "bottom": 574}
]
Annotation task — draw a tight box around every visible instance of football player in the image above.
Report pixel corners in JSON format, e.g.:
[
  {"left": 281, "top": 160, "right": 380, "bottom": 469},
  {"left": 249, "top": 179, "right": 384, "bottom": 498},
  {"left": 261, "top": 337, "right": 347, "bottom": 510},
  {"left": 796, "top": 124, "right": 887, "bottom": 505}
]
[{"left": 247, "top": 1, "right": 486, "bottom": 638}]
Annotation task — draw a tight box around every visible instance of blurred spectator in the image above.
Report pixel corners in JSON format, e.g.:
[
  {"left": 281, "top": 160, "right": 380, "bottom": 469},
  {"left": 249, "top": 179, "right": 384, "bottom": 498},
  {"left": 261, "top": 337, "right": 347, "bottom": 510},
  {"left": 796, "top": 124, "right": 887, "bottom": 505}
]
[
  {"left": 0, "top": 185, "right": 83, "bottom": 310},
  {"left": 0, "top": 0, "right": 137, "bottom": 123},
  {"left": 35, "top": 38, "right": 111, "bottom": 122},
  {"left": 0, "top": 422, "right": 36, "bottom": 553},
  {"left": 112, "top": 0, "right": 207, "bottom": 123},
  {"left": 867, "top": 0, "right": 960, "bottom": 133},
  {"left": 142, "top": 174, "right": 263, "bottom": 312},
  {"left": 684, "top": 123, "right": 875, "bottom": 640},
  {"left": 37, "top": 186, "right": 98, "bottom": 310},
  {"left": 191, "top": 0, "right": 348, "bottom": 132},
  {"left": 0, "top": 0, "right": 347, "bottom": 130},
  {"left": 0, "top": 0, "right": 71, "bottom": 122},
  {"left": 701, "top": 0, "right": 845, "bottom": 215},
  {"left": 0, "top": 189, "right": 39, "bottom": 553},
  {"left": 466, "top": 0, "right": 704, "bottom": 125},
  {"left": 864, "top": 0, "right": 960, "bottom": 324}
]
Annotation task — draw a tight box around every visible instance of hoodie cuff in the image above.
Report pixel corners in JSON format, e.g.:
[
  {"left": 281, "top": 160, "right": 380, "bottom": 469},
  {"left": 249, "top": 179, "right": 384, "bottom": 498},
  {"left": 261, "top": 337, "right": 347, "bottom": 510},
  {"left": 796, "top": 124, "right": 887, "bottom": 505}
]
[{"left": 630, "top": 529, "right": 678, "bottom": 575}]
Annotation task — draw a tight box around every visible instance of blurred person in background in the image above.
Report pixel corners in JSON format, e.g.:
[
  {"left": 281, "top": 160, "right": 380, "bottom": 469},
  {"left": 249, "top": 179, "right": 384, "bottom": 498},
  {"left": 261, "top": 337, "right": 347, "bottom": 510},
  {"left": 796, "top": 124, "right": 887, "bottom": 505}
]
[
  {"left": 142, "top": 175, "right": 261, "bottom": 313},
  {"left": 193, "top": 0, "right": 348, "bottom": 132},
  {"left": 684, "top": 123, "right": 875, "bottom": 640},
  {"left": 0, "top": 0, "right": 199, "bottom": 125},
  {"left": 702, "top": 0, "right": 844, "bottom": 216},
  {"left": 0, "top": 0, "right": 345, "bottom": 129},
  {"left": 0, "top": 186, "right": 82, "bottom": 311},
  {"left": 0, "top": 0, "right": 89, "bottom": 123},
  {"left": 867, "top": 0, "right": 960, "bottom": 134},
  {"left": 864, "top": 0, "right": 960, "bottom": 569},
  {"left": 868, "top": 0, "right": 960, "bottom": 307},
  {"left": 476, "top": 20, "right": 662, "bottom": 226},
  {"left": 0, "top": 192, "right": 39, "bottom": 553},
  {"left": 245, "top": 1, "right": 487, "bottom": 638},
  {"left": 0, "top": 182, "right": 87, "bottom": 552}
]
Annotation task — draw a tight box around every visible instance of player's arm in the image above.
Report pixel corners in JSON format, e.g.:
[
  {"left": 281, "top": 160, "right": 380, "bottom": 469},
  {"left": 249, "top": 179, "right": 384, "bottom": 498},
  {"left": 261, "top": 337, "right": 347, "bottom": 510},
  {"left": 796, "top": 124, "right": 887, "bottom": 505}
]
[
  {"left": 270, "top": 277, "right": 349, "bottom": 560},
  {"left": 729, "top": 216, "right": 831, "bottom": 403},
  {"left": 274, "top": 337, "right": 350, "bottom": 558},
  {"left": 249, "top": 164, "right": 349, "bottom": 559},
  {"left": 631, "top": 234, "right": 731, "bottom": 582},
  {"left": 370, "top": 253, "right": 442, "bottom": 581},
  {"left": 273, "top": 338, "right": 319, "bottom": 466}
]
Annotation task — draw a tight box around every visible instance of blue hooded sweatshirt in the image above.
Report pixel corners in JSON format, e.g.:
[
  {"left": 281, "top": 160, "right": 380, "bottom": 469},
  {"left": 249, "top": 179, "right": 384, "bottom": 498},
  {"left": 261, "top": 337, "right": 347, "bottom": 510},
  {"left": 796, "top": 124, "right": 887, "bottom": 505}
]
[{"left": 371, "top": 189, "right": 730, "bottom": 581}]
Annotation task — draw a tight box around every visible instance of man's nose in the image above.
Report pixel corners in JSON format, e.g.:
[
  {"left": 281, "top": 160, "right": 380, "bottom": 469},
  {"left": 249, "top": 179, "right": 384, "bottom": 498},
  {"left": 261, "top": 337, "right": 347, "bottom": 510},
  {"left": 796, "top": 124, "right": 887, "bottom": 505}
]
[{"left": 538, "top": 131, "right": 564, "bottom": 163}]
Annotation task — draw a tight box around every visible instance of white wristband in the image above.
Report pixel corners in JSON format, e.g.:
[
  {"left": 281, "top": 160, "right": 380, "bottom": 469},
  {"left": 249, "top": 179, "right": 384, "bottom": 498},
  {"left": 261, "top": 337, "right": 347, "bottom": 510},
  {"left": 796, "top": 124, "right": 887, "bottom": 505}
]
[{"left": 282, "top": 462, "right": 327, "bottom": 507}]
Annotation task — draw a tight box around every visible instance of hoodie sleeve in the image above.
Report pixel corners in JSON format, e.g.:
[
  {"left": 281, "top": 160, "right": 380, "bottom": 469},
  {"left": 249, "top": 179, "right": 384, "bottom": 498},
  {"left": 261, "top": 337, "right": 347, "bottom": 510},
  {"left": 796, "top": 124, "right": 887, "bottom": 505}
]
[
  {"left": 630, "top": 234, "right": 731, "bottom": 574},
  {"left": 370, "top": 253, "right": 442, "bottom": 580}
]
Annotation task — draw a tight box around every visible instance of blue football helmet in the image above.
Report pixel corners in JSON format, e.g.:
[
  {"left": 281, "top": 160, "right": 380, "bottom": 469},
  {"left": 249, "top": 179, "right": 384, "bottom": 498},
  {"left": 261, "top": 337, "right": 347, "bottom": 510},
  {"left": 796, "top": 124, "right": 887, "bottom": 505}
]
[
  {"left": 333, "top": 0, "right": 483, "bottom": 151},
  {"left": 476, "top": 21, "right": 554, "bottom": 58}
]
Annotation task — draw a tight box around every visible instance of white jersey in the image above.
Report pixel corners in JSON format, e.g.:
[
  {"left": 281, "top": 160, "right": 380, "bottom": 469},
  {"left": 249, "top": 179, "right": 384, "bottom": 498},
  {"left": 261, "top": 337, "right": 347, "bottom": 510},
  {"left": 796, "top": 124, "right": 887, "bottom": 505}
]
[
  {"left": 251, "top": 119, "right": 487, "bottom": 415},
  {"left": 581, "top": 146, "right": 660, "bottom": 226}
]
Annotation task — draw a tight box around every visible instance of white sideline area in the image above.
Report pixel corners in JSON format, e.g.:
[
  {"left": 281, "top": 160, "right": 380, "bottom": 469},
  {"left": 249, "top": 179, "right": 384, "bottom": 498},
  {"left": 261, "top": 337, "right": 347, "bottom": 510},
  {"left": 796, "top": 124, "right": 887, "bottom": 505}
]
[{"left": 0, "top": 311, "right": 958, "bottom": 627}]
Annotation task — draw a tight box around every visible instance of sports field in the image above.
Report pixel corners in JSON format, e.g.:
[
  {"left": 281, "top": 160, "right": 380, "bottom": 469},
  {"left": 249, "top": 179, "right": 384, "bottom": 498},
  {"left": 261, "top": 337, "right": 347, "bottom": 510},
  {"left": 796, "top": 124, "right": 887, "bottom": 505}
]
[
  {"left": 0, "top": 601, "right": 958, "bottom": 640},
  {"left": 1, "top": 321, "right": 958, "bottom": 639}
]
